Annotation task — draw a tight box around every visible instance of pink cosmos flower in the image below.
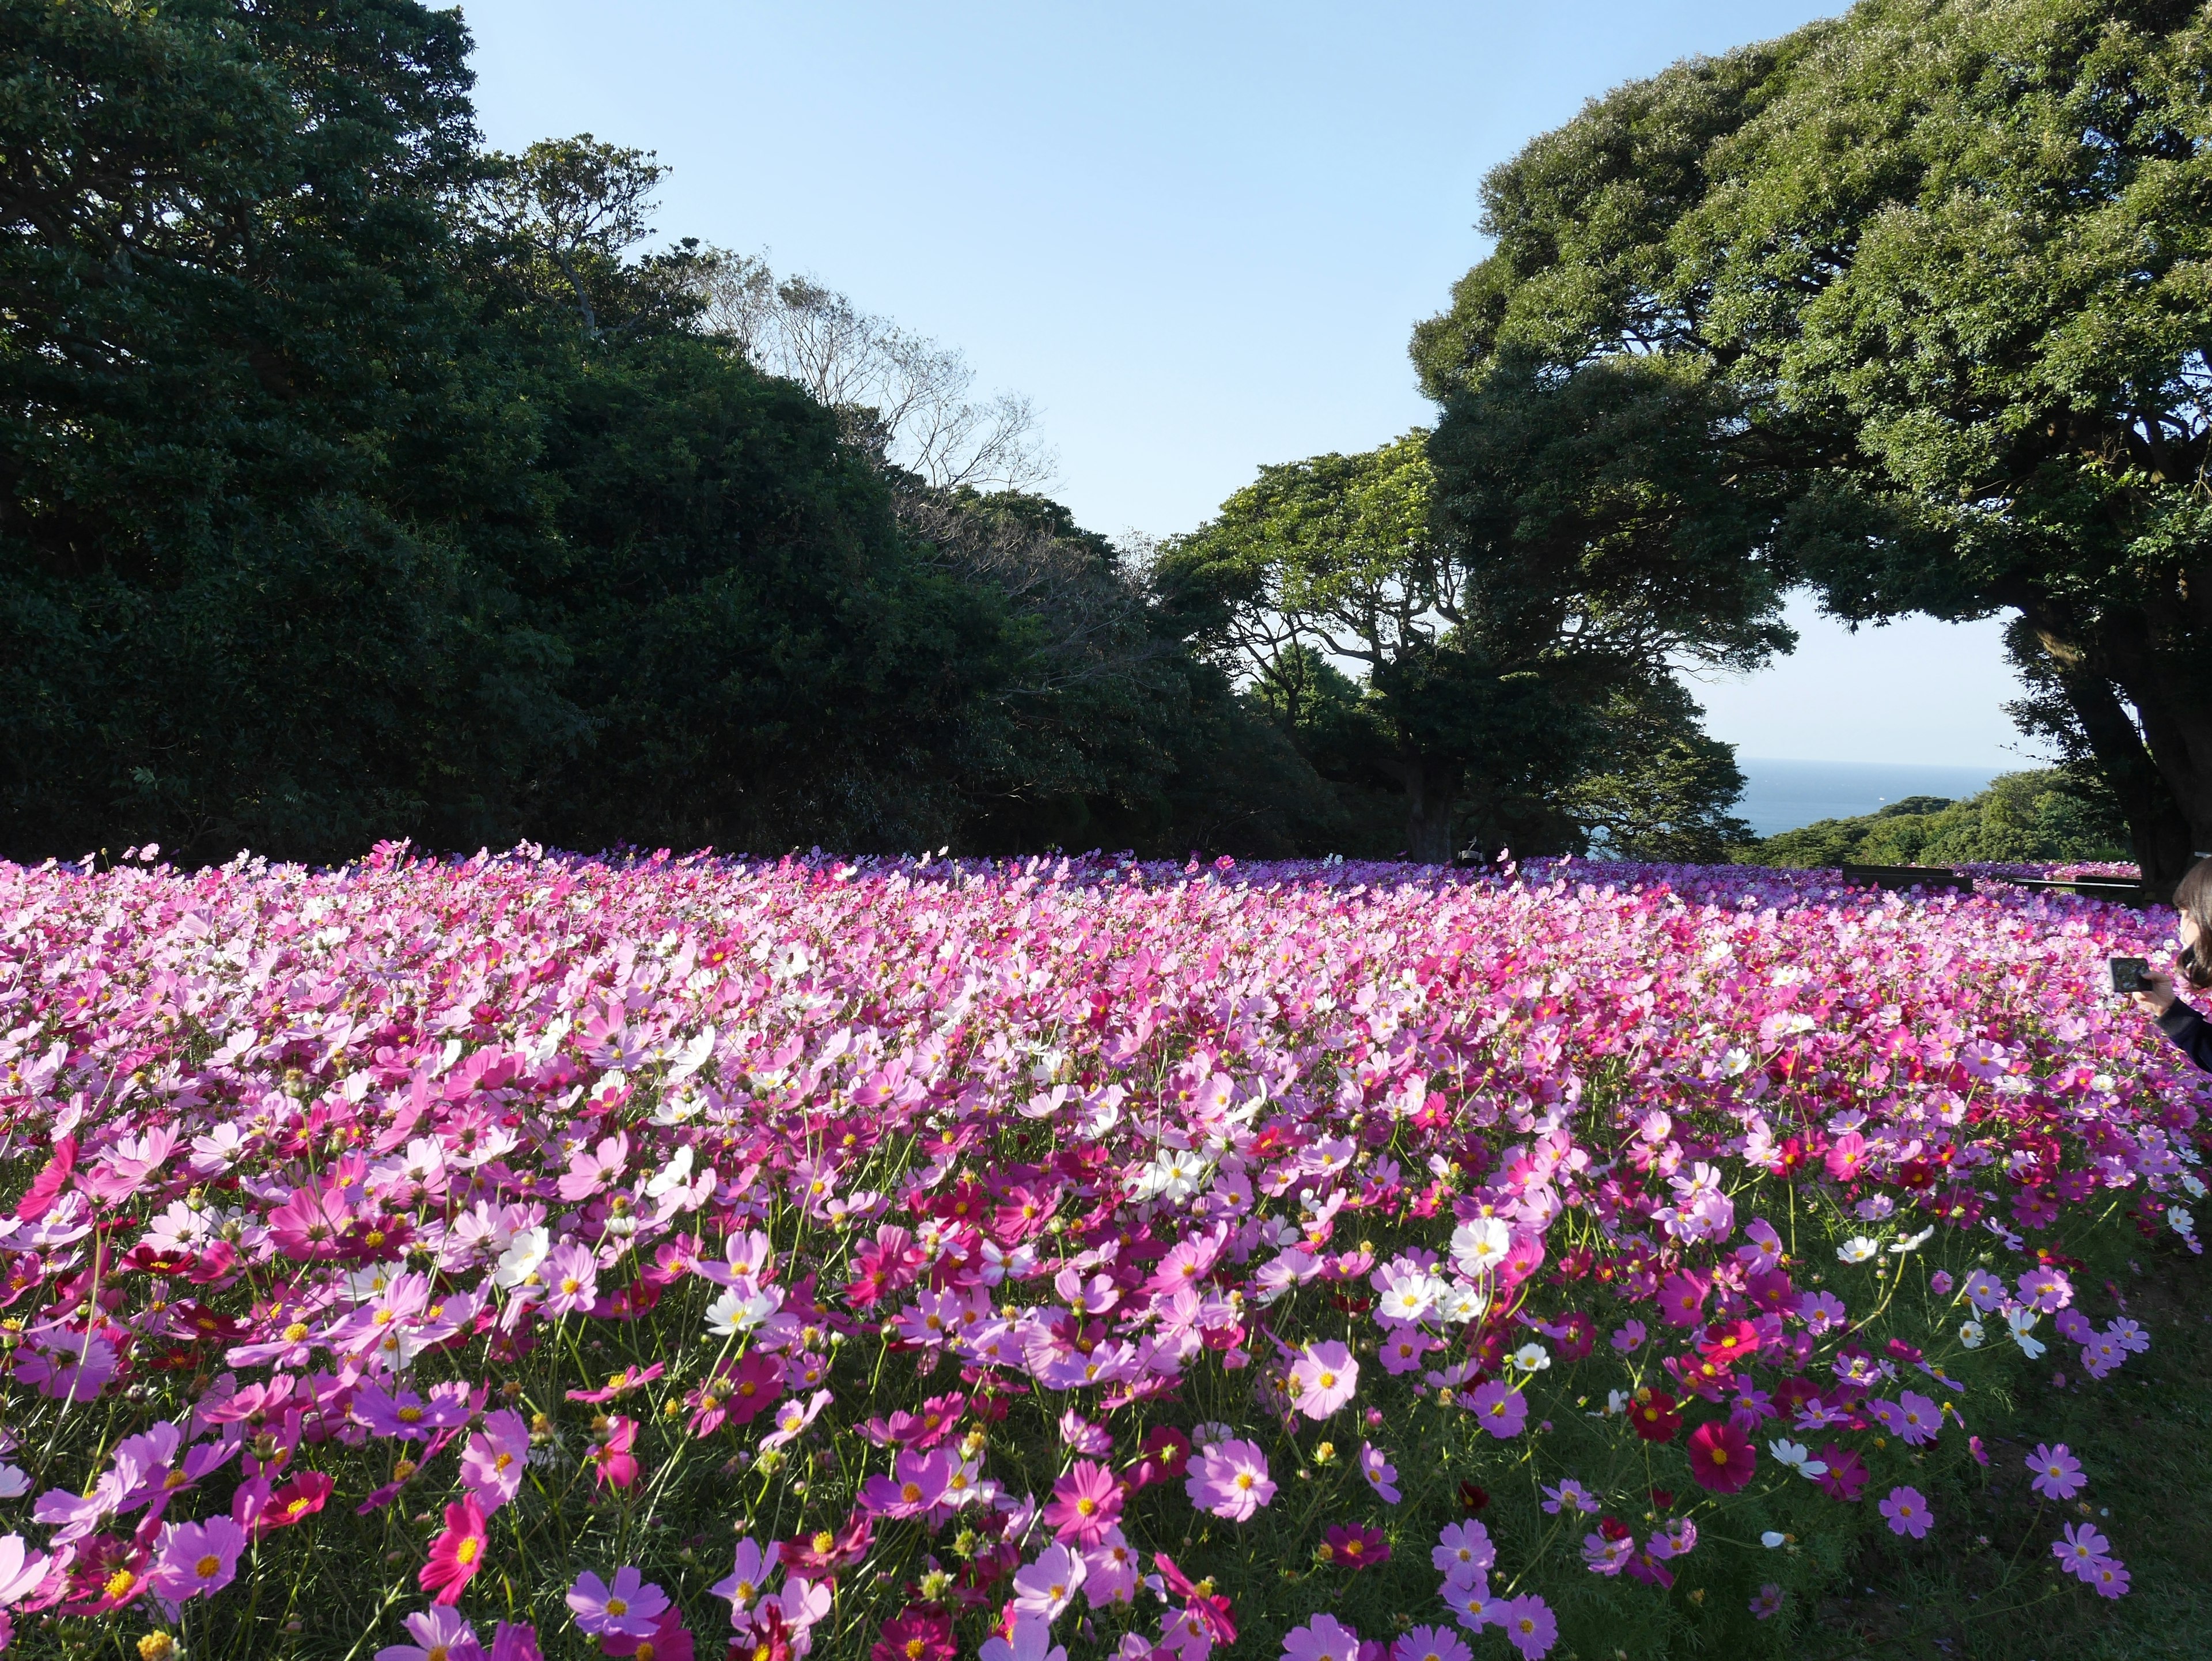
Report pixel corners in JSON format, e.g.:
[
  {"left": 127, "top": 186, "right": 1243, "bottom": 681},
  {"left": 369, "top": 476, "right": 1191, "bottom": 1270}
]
[
  {"left": 540, "top": 1242, "right": 599, "bottom": 1317},
  {"left": 1749, "top": 1584, "right": 1784, "bottom": 1620},
  {"left": 1878, "top": 1485, "right": 1933, "bottom": 1540},
  {"left": 2027, "top": 1443, "right": 2085, "bottom": 1500},
  {"left": 375, "top": 1607, "right": 486, "bottom": 1661},
  {"left": 859, "top": 1449, "right": 949, "bottom": 1519},
  {"left": 1433, "top": 1520, "right": 1495, "bottom": 1584},
  {"left": 147, "top": 1515, "right": 248, "bottom": 1604},
  {"left": 1184, "top": 1439, "right": 1274, "bottom": 1521},
  {"left": 1081, "top": 1528, "right": 1139, "bottom": 1606},
  {"left": 1012, "top": 1543, "right": 1086, "bottom": 1618},
  {"left": 421, "top": 1493, "right": 487, "bottom": 1605},
  {"left": 1281, "top": 1613, "right": 1361, "bottom": 1661},
  {"left": 2087, "top": 1556, "right": 2131, "bottom": 1598},
  {"left": 1289, "top": 1341, "right": 1358, "bottom": 1419},
  {"left": 460, "top": 1409, "right": 531, "bottom": 1512},
  {"left": 1377, "top": 1323, "right": 1441, "bottom": 1374},
  {"left": 1467, "top": 1380, "right": 1527, "bottom": 1439},
  {"left": 980, "top": 1614, "right": 1069, "bottom": 1661},
  {"left": 1043, "top": 1459, "right": 1123, "bottom": 1547},
  {"left": 567, "top": 1567, "right": 669, "bottom": 1639},
  {"left": 1498, "top": 1595, "right": 1556, "bottom": 1659},
  {"left": 588, "top": 1416, "right": 641, "bottom": 1491}
]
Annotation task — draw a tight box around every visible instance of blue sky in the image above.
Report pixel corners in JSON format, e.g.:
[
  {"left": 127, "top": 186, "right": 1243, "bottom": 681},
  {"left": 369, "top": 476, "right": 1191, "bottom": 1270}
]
[{"left": 455, "top": 0, "right": 2036, "bottom": 771}]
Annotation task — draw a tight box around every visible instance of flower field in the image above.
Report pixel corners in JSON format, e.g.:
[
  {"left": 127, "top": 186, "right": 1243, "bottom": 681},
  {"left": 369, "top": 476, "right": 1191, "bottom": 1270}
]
[{"left": 0, "top": 846, "right": 2200, "bottom": 1661}]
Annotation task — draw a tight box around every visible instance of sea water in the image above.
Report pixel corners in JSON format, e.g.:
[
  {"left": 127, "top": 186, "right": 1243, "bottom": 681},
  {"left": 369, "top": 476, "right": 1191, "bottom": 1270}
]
[{"left": 1733, "top": 757, "right": 2003, "bottom": 840}]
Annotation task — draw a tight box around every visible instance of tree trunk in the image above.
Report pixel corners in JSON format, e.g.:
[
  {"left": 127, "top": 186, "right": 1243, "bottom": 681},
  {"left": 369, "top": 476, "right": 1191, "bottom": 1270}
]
[
  {"left": 1385, "top": 753, "right": 1462, "bottom": 865},
  {"left": 2027, "top": 604, "right": 2199, "bottom": 895}
]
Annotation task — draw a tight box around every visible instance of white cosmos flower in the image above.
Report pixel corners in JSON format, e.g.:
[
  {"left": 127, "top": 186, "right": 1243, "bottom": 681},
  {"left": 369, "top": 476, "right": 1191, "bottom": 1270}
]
[
  {"left": 1760, "top": 1531, "right": 1787, "bottom": 1549},
  {"left": 1887, "top": 1226, "right": 1935, "bottom": 1255},
  {"left": 1959, "top": 1319, "right": 1986, "bottom": 1349},
  {"left": 1768, "top": 1439, "right": 1828, "bottom": 1478},
  {"left": 1509, "top": 1343, "right": 1551, "bottom": 1374},
  {"left": 493, "top": 1226, "right": 550, "bottom": 1290},
  {"left": 1450, "top": 1218, "right": 1512, "bottom": 1278},
  {"left": 1836, "top": 1236, "right": 1879, "bottom": 1264},
  {"left": 707, "top": 1286, "right": 783, "bottom": 1338},
  {"left": 2005, "top": 1306, "right": 2045, "bottom": 1358}
]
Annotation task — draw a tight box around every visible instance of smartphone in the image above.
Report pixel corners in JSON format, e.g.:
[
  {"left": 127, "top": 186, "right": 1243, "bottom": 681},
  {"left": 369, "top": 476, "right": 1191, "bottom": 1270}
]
[{"left": 2109, "top": 956, "right": 2150, "bottom": 994}]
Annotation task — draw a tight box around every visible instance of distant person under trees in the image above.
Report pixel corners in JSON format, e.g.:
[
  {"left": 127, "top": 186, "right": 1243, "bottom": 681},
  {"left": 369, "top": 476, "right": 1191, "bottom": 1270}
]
[{"left": 2132, "top": 859, "right": 2212, "bottom": 1074}]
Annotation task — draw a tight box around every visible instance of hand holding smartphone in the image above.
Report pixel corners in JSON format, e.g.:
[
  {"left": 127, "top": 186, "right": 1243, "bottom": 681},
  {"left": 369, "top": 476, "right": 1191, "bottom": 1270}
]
[{"left": 2111, "top": 956, "right": 2150, "bottom": 994}]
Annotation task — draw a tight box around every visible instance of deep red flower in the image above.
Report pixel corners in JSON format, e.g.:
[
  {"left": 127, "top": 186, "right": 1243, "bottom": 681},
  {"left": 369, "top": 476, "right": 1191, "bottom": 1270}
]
[
  {"left": 1630, "top": 1388, "right": 1681, "bottom": 1442},
  {"left": 778, "top": 1511, "right": 873, "bottom": 1577},
  {"left": 869, "top": 1604, "right": 955, "bottom": 1661},
  {"left": 1687, "top": 1419, "right": 1756, "bottom": 1494},
  {"left": 1321, "top": 1523, "right": 1389, "bottom": 1569}
]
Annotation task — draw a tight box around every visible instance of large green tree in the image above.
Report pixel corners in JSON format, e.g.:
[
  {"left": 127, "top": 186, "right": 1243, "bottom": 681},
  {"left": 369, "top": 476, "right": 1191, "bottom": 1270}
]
[
  {"left": 1158, "top": 434, "right": 1760, "bottom": 862},
  {"left": 1415, "top": 0, "right": 2212, "bottom": 887}
]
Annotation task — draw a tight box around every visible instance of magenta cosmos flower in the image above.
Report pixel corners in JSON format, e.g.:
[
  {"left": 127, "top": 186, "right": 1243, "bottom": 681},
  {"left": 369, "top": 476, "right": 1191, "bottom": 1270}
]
[
  {"left": 2027, "top": 1442, "right": 2086, "bottom": 1500},
  {"left": 1289, "top": 1341, "right": 1359, "bottom": 1419},
  {"left": 1042, "top": 1459, "right": 1123, "bottom": 1547},
  {"left": 1185, "top": 1439, "right": 1274, "bottom": 1521},
  {"left": 421, "top": 1493, "right": 487, "bottom": 1605},
  {"left": 1685, "top": 1420, "right": 1756, "bottom": 1494},
  {"left": 1878, "top": 1485, "right": 1934, "bottom": 1540},
  {"left": 566, "top": 1567, "right": 669, "bottom": 1639}
]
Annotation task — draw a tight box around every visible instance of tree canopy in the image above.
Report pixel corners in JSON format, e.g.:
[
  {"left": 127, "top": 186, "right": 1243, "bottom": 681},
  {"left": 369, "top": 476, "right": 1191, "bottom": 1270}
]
[
  {"left": 1415, "top": 0, "right": 2212, "bottom": 887},
  {"left": 0, "top": 0, "right": 1319, "bottom": 865}
]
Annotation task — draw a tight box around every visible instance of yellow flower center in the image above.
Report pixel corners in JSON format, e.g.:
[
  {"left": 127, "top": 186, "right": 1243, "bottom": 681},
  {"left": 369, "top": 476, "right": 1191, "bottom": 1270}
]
[
  {"left": 195, "top": 1553, "right": 221, "bottom": 1579},
  {"left": 454, "top": 1538, "right": 480, "bottom": 1564},
  {"left": 606, "top": 1596, "right": 628, "bottom": 1616}
]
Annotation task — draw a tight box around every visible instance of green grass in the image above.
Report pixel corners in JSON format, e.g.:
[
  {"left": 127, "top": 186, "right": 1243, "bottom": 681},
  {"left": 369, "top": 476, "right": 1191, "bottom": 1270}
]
[{"left": 1804, "top": 1242, "right": 2212, "bottom": 1660}]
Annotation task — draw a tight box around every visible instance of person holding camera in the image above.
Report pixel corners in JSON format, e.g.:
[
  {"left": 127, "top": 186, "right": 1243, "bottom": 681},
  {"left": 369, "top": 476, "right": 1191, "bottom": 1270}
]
[{"left": 2130, "top": 858, "right": 2212, "bottom": 1072}]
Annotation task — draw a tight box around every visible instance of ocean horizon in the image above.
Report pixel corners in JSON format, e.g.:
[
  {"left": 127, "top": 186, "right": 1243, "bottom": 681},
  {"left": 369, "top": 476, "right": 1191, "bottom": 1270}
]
[{"left": 1734, "top": 756, "right": 2008, "bottom": 840}]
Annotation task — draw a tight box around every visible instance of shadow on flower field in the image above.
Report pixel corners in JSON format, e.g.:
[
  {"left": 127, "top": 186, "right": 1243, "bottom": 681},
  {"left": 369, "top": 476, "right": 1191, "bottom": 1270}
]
[{"left": 1813, "top": 1244, "right": 2212, "bottom": 1661}]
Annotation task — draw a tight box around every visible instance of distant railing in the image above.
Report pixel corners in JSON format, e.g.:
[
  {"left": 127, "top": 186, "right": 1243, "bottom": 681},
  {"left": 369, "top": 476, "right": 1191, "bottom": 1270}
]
[{"left": 1836, "top": 862, "right": 2149, "bottom": 906}]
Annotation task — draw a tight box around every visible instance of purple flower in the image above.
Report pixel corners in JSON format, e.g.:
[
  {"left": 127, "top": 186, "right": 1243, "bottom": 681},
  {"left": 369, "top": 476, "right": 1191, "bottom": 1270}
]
[
  {"left": 2027, "top": 1442, "right": 2085, "bottom": 1501},
  {"left": 1878, "top": 1485, "right": 1933, "bottom": 1541},
  {"left": 1358, "top": 1441, "right": 1400, "bottom": 1504},
  {"left": 565, "top": 1566, "right": 668, "bottom": 1639},
  {"left": 2055, "top": 1523, "right": 2111, "bottom": 1580},
  {"left": 1433, "top": 1520, "right": 1495, "bottom": 1583},
  {"left": 1282, "top": 1613, "right": 1362, "bottom": 1661},
  {"left": 1498, "top": 1594, "right": 1557, "bottom": 1659},
  {"left": 1468, "top": 1380, "right": 1527, "bottom": 1440},
  {"left": 1392, "top": 1626, "right": 1472, "bottom": 1661},
  {"left": 1749, "top": 1583, "right": 1784, "bottom": 1620}
]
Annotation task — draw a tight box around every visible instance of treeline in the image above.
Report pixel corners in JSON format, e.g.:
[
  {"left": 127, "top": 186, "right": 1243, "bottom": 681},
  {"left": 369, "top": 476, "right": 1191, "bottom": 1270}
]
[
  {"left": 0, "top": 0, "right": 1756, "bottom": 866},
  {"left": 13, "top": 0, "right": 2212, "bottom": 876},
  {"left": 1741, "top": 769, "right": 2130, "bottom": 868},
  {"left": 0, "top": 2, "right": 1305, "bottom": 864}
]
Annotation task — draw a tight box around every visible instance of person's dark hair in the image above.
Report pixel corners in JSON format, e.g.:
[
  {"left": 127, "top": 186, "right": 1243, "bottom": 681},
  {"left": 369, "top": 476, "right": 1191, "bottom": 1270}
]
[{"left": 2176, "top": 857, "right": 2212, "bottom": 987}]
